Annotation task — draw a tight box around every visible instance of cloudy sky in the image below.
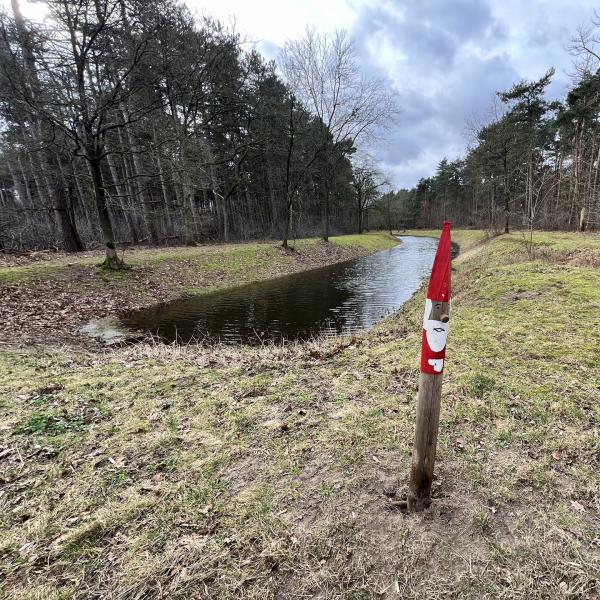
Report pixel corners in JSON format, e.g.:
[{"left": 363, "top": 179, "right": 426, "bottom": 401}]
[{"left": 5, "top": 0, "right": 599, "bottom": 187}]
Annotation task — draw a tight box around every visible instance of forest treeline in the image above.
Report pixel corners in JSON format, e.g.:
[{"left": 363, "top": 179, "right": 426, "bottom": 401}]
[
  {"left": 5, "top": 2, "right": 600, "bottom": 266},
  {"left": 0, "top": 0, "right": 395, "bottom": 267},
  {"left": 374, "top": 16, "right": 600, "bottom": 235}
]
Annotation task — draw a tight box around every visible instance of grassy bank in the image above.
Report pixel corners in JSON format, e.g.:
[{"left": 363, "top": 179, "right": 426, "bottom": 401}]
[
  {"left": 1, "top": 231, "right": 599, "bottom": 599},
  {"left": 0, "top": 233, "right": 397, "bottom": 342}
]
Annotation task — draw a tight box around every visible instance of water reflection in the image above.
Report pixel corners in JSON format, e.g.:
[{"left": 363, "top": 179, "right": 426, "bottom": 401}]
[{"left": 120, "top": 235, "right": 439, "bottom": 344}]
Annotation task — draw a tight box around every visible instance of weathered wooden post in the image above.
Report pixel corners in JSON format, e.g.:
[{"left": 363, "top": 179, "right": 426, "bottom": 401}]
[{"left": 408, "top": 221, "right": 452, "bottom": 512}]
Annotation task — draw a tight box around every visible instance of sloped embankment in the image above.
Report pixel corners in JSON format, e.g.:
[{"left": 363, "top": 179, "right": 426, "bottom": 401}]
[{"left": 0, "top": 231, "right": 598, "bottom": 599}]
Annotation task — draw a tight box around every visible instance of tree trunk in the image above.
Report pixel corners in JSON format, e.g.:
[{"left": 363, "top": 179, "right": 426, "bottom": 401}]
[
  {"left": 220, "top": 192, "right": 230, "bottom": 243},
  {"left": 323, "top": 184, "right": 330, "bottom": 242},
  {"left": 154, "top": 149, "right": 174, "bottom": 239},
  {"left": 282, "top": 195, "right": 293, "bottom": 249},
  {"left": 121, "top": 110, "right": 159, "bottom": 245},
  {"left": 54, "top": 167, "right": 85, "bottom": 252},
  {"left": 89, "top": 156, "right": 124, "bottom": 269},
  {"left": 503, "top": 152, "right": 510, "bottom": 234},
  {"left": 266, "top": 156, "right": 279, "bottom": 238},
  {"left": 408, "top": 373, "right": 443, "bottom": 511},
  {"left": 8, "top": 157, "right": 31, "bottom": 207},
  {"left": 106, "top": 143, "right": 139, "bottom": 244},
  {"left": 282, "top": 97, "right": 295, "bottom": 249},
  {"left": 115, "top": 131, "right": 141, "bottom": 244},
  {"left": 592, "top": 146, "right": 600, "bottom": 230},
  {"left": 73, "top": 162, "right": 95, "bottom": 235},
  {"left": 579, "top": 206, "right": 587, "bottom": 232},
  {"left": 555, "top": 150, "right": 563, "bottom": 213},
  {"left": 569, "top": 119, "right": 583, "bottom": 230}
]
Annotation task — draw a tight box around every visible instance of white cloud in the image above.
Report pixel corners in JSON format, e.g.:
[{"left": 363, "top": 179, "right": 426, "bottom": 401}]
[{"left": 186, "top": 0, "right": 355, "bottom": 48}]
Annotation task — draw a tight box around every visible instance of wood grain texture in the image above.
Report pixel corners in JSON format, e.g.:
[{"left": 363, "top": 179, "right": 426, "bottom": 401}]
[{"left": 408, "top": 372, "right": 443, "bottom": 512}]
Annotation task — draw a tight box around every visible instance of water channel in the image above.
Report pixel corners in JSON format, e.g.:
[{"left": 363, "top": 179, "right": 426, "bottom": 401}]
[{"left": 120, "top": 235, "right": 441, "bottom": 344}]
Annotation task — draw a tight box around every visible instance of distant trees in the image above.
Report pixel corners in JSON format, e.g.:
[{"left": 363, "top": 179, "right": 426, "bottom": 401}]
[
  {"left": 0, "top": 3, "right": 393, "bottom": 257},
  {"left": 369, "top": 188, "right": 418, "bottom": 232},
  {"left": 391, "top": 15, "right": 600, "bottom": 234},
  {"left": 352, "top": 156, "right": 388, "bottom": 234}
]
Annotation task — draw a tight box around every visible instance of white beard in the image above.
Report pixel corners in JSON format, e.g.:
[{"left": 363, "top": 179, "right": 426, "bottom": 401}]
[{"left": 423, "top": 299, "right": 449, "bottom": 352}]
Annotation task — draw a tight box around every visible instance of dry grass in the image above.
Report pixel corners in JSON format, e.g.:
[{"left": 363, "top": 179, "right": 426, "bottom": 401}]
[{"left": 0, "top": 230, "right": 599, "bottom": 599}]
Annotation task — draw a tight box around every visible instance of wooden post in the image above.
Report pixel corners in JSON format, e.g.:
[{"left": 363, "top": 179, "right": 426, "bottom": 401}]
[
  {"left": 407, "top": 221, "right": 452, "bottom": 512},
  {"left": 408, "top": 373, "right": 442, "bottom": 511}
]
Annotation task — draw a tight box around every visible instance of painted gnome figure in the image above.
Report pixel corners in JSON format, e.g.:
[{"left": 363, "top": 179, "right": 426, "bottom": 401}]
[
  {"left": 408, "top": 221, "right": 452, "bottom": 512},
  {"left": 421, "top": 221, "right": 451, "bottom": 374}
]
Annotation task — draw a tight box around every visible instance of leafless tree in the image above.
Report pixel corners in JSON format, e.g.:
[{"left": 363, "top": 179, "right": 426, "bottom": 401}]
[
  {"left": 280, "top": 28, "right": 398, "bottom": 240},
  {"left": 352, "top": 154, "right": 389, "bottom": 234},
  {"left": 567, "top": 12, "right": 600, "bottom": 78},
  {"left": 2, "top": 0, "right": 164, "bottom": 268}
]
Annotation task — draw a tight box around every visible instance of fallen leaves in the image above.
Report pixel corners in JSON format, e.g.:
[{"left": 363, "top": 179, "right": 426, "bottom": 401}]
[
  {"left": 262, "top": 419, "right": 289, "bottom": 433},
  {"left": 136, "top": 472, "right": 165, "bottom": 497},
  {"left": 0, "top": 241, "right": 376, "bottom": 343},
  {"left": 452, "top": 438, "right": 465, "bottom": 451},
  {"left": 38, "top": 383, "right": 64, "bottom": 395}
]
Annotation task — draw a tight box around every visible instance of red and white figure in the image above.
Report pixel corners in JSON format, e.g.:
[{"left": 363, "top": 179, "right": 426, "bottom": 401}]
[{"left": 420, "top": 221, "right": 452, "bottom": 375}]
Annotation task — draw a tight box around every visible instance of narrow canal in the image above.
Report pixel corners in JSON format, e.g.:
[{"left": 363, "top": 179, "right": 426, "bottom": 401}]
[{"left": 120, "top": 236, "right": 440, "bottom": 344}]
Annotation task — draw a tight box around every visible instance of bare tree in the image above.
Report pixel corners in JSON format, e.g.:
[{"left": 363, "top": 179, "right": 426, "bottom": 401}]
[
  {"left": 280, "top": 28, "right": 398, "bottom": 240},
  {"left": 567, "top": 13, "right": 600, "bottom": 79},
  {"left": 2, "top": 0, "right": 164, "bottom": 268},
  {"left": 352, "top": 154, "right": 388, "bottom": 234}
]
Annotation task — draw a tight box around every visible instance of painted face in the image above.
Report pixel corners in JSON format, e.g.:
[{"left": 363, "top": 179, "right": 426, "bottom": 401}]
[{"left": 423, "top": 298, "right": 450, "bottom": 352}]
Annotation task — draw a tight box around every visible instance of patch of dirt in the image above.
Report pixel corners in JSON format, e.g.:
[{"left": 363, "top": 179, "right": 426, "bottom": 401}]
[
  {"left": 274, "top": 450, "right": 495, "bottom": 599},
  {"left": 536, "top": 247, "right": 600, "bottom": 268},
  {"left": 511, "top": 289, "right": 542, "bottom": 300}
]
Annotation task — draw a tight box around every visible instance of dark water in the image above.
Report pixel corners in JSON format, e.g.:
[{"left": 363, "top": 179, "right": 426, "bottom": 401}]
[{"left": 120, "top": 236, "right": 440, "bottom": 344}]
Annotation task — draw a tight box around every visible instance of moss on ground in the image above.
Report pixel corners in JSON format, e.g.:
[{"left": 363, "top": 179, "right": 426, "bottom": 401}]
[{"left": 1, "top": 231, "right": 599, "bottom": 599}]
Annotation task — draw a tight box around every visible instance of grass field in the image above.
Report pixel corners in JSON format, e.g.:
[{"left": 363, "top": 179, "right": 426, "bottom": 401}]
[
  {"left": 0, "top": 233, "right": 398, "bottom": 285},
  {"left": 0, "top": 230, "right": 599, "bottom": 599}
]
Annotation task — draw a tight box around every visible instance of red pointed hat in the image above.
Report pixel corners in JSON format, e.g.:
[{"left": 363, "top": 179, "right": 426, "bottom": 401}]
[{"left": 427, "top": 221, "right": 451, "bottom": 302}]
